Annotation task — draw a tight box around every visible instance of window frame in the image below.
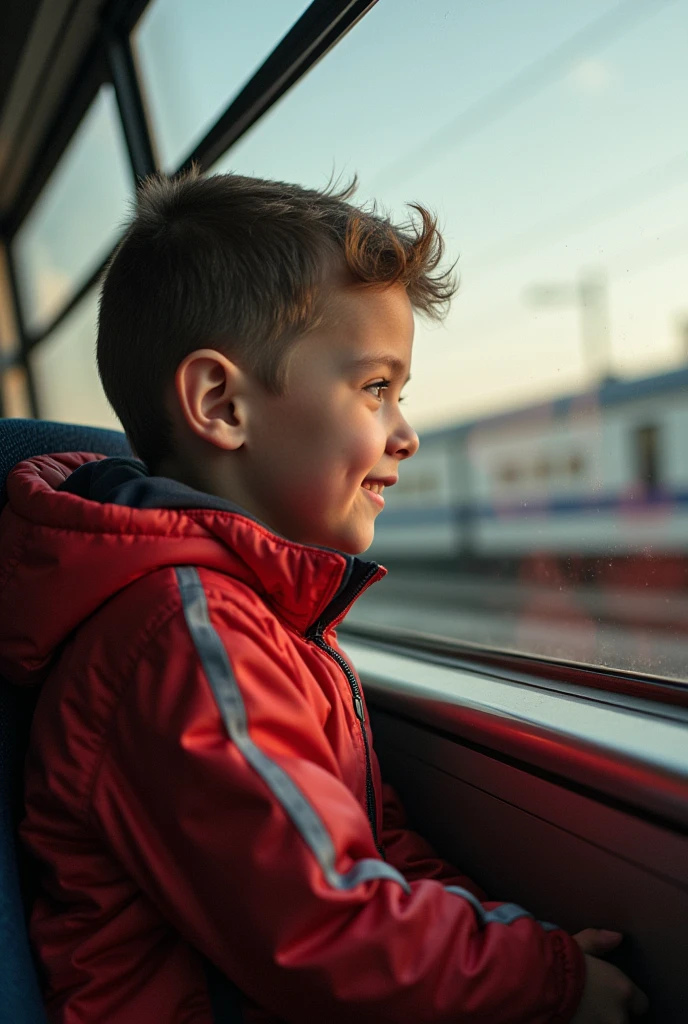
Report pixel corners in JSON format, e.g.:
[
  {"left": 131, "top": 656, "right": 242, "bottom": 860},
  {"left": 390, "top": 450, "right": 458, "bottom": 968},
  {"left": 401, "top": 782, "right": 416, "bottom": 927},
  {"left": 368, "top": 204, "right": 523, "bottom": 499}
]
[
  {"left": 340, "top": 622, "right": 688, "bottom": 711},
  {"left": 344, "top": 634, "right": 688, "bottom": 833},
  {"left": 0, "top": 1, "right": 379, "bottom": 401}
]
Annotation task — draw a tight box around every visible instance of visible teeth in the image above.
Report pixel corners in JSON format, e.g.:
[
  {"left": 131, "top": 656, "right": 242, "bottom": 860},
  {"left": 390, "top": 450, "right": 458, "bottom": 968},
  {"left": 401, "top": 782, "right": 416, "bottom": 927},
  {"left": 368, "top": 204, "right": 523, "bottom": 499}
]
[{"left": 362, "top": 481, "right": 384, "bottom": 494}]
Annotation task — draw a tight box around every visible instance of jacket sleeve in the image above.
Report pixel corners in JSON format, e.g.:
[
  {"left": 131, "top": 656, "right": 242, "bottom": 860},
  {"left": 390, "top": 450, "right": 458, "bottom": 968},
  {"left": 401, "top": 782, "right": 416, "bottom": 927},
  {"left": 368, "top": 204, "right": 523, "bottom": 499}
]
[
  {"left": 90, "top": 582, "right": 585, "bottom": 1024},
  {"left": 378, "top": 778, "right": 488, "bottom": 900}
]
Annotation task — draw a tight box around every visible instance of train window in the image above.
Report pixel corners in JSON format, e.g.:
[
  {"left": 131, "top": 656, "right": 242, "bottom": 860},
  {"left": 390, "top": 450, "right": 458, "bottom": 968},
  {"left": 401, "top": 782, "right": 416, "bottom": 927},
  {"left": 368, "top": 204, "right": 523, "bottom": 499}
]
[
  {"left": 1, "top": 8, "right": 686, "bottom": 1023},
  {"left": 27, "top": 287, "right": 121, "bottom": 430},
  {"left": 0, "top": 366, "right": 32, "bottom": 419},
  {"left": 634, "top": 424, "right": 661, "bottom": 490},
  {"left": 11, "top": 85, "right": 133, "bottom": 338},
  {"left": 213, "top": 0, "right": 688, "bottom": 682},
  {"left": 568, "top": 453, "right": 584, "bottom": 476},
  {"left": 497, "top": 464, "right": 521, "bottom": 485},
  {"left": 132, "top": 0, "right": 311, "bottom": 171}
]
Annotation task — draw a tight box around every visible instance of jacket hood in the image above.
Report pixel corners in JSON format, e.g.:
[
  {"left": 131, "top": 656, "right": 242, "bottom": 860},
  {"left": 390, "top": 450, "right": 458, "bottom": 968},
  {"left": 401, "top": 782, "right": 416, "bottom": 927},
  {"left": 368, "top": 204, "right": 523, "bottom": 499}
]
[{"left": 0, "top": 453, "right": 384, "bottom": 687}]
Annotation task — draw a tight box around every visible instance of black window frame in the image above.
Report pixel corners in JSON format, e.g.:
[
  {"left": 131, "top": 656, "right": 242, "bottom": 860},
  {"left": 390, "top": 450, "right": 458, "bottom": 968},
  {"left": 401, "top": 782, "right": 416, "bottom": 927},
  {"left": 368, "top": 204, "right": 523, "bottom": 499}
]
[{"left": 0, "top": 0, "right": 378, "bottom": 411}]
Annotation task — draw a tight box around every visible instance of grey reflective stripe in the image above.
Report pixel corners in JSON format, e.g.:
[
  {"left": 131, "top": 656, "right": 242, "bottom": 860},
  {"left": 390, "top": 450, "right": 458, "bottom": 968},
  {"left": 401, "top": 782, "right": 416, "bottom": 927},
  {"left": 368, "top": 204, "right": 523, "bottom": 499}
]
[
  {"left": 484, "top": 903, "right": 535, "bottom": 925},
  {"left": 445, "top": 886, "right": 558, "bottom": 931},
  {"left": 174, "top": 566, "right": 410, "bottom": 896}
]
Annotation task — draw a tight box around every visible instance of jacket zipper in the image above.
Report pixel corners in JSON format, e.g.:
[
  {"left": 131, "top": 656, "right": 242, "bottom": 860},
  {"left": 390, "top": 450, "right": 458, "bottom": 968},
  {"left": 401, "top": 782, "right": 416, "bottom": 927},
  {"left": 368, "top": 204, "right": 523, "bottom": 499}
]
[
  {"left": 311, "top": 633, "right": 384, "bottom": 859},
  {"left": 307, "top": 559, "right": 384, "bottom": 858}
]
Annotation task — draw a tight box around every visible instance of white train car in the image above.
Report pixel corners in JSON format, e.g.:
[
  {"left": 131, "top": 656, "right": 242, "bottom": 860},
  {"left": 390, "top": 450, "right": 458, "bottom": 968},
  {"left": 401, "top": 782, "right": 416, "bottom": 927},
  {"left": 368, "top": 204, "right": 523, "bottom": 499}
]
[{"left": 371, "top": 366, "right": 688, "bottom": 565}]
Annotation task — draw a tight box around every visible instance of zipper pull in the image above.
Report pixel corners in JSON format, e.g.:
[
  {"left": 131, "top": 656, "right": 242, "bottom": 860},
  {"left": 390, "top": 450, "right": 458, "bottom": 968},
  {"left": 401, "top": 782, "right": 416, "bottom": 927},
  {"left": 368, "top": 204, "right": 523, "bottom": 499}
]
[{"left": 353, "top": 694, "right": 365, "bottom": 722}]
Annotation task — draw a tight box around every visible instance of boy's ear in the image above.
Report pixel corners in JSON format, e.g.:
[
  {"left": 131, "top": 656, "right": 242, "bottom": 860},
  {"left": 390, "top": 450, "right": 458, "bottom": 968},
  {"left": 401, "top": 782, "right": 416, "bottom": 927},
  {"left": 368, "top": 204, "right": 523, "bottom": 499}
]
[{"left": 174, "top": 348, "right": 250, "bottom": 451}]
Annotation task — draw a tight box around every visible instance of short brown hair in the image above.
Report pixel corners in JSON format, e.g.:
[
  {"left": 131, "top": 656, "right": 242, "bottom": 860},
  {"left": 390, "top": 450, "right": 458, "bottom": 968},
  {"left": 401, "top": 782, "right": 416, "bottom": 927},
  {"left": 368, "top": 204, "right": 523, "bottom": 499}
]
[{"left": 97, "top": 169, "right": 456, "bottom": 469}]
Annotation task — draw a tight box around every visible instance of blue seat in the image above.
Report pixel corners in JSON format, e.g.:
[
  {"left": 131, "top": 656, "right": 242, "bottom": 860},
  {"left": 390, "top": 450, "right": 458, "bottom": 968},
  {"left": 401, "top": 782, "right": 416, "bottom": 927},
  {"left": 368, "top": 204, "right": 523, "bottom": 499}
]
[{"left": 0, "top": 419, "right": 131, "bottom": 1024}]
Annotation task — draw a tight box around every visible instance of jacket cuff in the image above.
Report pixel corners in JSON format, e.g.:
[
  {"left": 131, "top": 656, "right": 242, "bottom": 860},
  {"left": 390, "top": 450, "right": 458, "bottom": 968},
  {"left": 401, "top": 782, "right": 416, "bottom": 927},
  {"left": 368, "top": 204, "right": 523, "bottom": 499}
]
[{"left": 550, "top": 931, "right": 587, "bottom": 1022}]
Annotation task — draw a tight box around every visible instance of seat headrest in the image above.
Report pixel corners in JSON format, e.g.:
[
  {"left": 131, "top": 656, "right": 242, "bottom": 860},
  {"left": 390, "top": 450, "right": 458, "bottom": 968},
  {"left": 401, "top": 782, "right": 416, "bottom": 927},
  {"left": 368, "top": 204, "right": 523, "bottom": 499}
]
[{"left": 0, "top": 419, "right": 131, "bottom": 510}]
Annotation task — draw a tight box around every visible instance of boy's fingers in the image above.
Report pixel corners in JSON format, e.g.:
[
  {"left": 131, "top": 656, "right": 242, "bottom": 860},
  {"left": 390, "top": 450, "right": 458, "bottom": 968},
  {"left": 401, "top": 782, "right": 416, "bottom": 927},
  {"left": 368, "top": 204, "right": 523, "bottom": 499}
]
[
  {"left": 573, "top": 928, "right": 623, "bottom": 955},
  {"left": 628, "top": 983, "right": 649, "bottom": 1016}
]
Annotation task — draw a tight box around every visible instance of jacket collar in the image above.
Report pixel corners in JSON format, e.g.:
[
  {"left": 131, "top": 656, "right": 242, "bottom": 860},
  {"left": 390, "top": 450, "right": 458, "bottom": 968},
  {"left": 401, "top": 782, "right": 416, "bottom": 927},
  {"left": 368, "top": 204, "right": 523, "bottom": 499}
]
[{"left": 11, "top": 454, "right": 385, "bottom": 639}]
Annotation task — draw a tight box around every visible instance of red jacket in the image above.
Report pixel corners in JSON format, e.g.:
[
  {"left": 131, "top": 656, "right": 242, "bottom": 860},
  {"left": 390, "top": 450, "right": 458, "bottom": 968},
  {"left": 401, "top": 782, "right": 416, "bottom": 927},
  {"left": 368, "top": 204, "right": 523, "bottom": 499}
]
[{"left": 0, "top": 452, "right": 584, "bottom": 1023}]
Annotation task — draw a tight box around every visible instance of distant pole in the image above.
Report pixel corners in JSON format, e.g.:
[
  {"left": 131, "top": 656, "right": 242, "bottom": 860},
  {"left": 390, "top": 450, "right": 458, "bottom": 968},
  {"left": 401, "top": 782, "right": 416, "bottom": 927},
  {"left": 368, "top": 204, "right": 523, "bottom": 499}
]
[
  {"left": 524, "top": 269, "right": 610, "bottom": 382},
  {"left": 577, "top": 270, "right": 610, "bottom": 381}
]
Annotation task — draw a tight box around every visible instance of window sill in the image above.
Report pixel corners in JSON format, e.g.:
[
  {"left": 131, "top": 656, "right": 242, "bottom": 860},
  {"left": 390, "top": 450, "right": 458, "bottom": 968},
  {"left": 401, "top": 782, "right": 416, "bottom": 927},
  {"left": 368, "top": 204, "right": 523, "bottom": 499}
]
[{"left": 341, "top": 631, "right": 688, "bottom": 833}]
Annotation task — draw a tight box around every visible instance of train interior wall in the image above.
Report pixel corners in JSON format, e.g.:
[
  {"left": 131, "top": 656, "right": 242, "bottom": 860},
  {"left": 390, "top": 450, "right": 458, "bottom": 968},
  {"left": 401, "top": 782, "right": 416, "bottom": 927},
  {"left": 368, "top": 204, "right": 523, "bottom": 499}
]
[{"left": 369, "top": 702, "right": 687, "bottom": 1023}]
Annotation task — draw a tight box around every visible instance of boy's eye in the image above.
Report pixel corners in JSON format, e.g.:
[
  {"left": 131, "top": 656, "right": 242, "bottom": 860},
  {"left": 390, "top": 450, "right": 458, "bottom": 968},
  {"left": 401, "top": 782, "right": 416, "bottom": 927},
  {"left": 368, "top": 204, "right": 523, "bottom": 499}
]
[{"left": 365, "top": 379, "right": 391, "bottom": 400}]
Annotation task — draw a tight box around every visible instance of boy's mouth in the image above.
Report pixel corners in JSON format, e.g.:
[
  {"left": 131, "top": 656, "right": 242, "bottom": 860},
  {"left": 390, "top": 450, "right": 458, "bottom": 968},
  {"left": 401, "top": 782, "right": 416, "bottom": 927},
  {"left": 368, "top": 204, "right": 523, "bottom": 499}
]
[
  {"left": 361, "top": 484, "right": 385, "bottom": 509},
  {"left": 361, "top": 475, "right": 397, "bottom": 494},
  {"left": 361, "top": 476, "right": 397, "bottom": 509},
  {"left": 361, "top": 481, "right": 385, "bottom": 495}
]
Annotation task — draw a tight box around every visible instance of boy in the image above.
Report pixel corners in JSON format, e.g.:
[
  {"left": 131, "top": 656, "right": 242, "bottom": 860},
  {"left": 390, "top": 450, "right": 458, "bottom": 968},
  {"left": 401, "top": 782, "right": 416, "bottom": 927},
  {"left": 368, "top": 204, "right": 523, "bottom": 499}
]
[{"left": 0, "top": 171, "right": 646, "bottom": 1022}]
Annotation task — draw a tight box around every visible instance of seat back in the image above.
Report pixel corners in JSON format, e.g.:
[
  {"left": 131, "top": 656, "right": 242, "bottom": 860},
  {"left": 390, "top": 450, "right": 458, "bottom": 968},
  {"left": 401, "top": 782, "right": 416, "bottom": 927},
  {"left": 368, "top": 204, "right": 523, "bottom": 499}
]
[{"left": 0, "top": 419, "right": 131, "bottom": 1023}]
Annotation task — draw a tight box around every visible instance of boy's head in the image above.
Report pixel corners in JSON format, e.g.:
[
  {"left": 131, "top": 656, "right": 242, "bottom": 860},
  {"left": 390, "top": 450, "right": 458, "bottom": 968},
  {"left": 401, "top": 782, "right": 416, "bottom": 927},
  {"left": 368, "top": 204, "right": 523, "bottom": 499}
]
[{"left": 97, "top": 169, "right": 456, "bottom": 554}]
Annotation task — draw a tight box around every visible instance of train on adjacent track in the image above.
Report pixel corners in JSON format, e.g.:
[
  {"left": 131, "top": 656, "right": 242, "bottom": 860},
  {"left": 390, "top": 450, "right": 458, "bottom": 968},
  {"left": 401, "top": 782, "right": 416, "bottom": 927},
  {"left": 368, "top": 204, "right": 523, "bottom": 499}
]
[{"left": 371, "top": 364, "right": 688, "bottom": 587}]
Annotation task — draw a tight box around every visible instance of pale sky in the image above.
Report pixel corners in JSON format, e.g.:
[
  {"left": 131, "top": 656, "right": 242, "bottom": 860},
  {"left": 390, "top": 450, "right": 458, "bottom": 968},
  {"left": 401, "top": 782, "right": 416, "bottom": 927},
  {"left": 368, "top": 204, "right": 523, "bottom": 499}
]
[
  {"left": 214, "top": 0, "right": 688, "bottom": 431},
  {"left": 14, "top": 0, "right": 688, "bottom": 434}
]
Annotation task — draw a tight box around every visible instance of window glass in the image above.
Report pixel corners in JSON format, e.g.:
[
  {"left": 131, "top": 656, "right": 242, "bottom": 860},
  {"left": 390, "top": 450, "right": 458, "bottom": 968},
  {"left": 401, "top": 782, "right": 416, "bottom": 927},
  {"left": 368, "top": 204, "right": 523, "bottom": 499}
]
[
  {"left": 29, "top": 287, "right": 122, "bottom": 430},
  {"left": 12, "top": 85, "right": 133, "bottom": 337},
  {"left": 0, "top": 245, "right": 19, "bottom": 355},
  {"left": 214, "top": 0, "right": 688, "bottom": 681},
  {"left": 133, "top": 0, "right": 311, "bottom": 171},
  {"left": 1, "top": 365, "right": 32, "bottom": 419}
]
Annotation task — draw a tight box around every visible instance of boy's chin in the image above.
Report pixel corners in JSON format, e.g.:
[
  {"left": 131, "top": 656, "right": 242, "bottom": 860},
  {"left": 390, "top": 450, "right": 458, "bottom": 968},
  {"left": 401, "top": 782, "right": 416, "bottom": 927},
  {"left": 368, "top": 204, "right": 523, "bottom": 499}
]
[
  {"left": 297, "top": 522, "right": 375, "bottom": 557},
  {"left": 334, "top": 529, "right": 375, "bottom": 557}
]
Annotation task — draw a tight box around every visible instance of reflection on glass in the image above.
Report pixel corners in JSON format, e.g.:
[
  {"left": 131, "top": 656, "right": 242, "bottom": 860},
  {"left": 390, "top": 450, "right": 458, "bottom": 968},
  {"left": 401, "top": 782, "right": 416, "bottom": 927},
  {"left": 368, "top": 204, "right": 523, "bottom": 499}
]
[
  {"left": 0, "top": 244, "right": 19, "bottom": 354},
  {"left": 1, "top": 365, "right": 32, "bottom": 419},
  {"left": 12, "top": 85, "right": 133, "bottom": 337},
  {"left": 29, "top": 287, "right": 121, "bottom": 430},
  {"left": 133, "top": 0, "right": 310, "bottom": 171},
  {"left": 213, "top": 1, "right": 688, "bottom": 681}
]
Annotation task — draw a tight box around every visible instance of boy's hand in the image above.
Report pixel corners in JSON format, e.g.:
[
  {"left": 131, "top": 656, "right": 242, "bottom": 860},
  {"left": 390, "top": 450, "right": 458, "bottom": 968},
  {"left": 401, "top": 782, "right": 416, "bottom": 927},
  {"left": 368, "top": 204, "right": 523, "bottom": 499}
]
[{"left": 571, "top": 929, "right": 649, "bottom": 1023}]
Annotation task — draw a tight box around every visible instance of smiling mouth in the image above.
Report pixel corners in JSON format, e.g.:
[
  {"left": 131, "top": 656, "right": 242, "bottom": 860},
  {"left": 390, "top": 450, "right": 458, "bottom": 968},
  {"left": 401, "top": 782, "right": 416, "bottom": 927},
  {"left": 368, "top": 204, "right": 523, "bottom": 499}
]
[
  {"left": 361, "top": 481, "right": 385, "bottom": 509},
  {"left": 361, "top": 481, "right": 385, "bottom": 495}
]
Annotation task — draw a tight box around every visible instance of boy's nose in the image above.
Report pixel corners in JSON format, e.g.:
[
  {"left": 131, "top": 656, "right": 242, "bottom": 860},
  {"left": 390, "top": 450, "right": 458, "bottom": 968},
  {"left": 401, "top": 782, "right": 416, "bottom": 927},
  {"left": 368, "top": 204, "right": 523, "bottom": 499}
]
[{"left": 389, "top": 421, "right": 419, "bottom": 461}]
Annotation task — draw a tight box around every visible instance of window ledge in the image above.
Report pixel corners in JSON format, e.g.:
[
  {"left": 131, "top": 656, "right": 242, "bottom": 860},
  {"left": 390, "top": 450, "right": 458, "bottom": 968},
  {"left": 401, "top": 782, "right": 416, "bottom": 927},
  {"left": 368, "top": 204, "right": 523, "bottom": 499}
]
[{"left": 341, "top": 635, "right": 688, "bottom": 833}]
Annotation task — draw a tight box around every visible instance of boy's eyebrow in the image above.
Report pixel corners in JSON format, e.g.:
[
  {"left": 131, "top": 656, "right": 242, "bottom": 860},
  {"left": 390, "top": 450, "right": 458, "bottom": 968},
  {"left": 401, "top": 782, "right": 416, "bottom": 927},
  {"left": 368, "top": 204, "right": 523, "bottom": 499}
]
[{"left": 349, "top": 355, "right": 411, "bottom": 384}]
